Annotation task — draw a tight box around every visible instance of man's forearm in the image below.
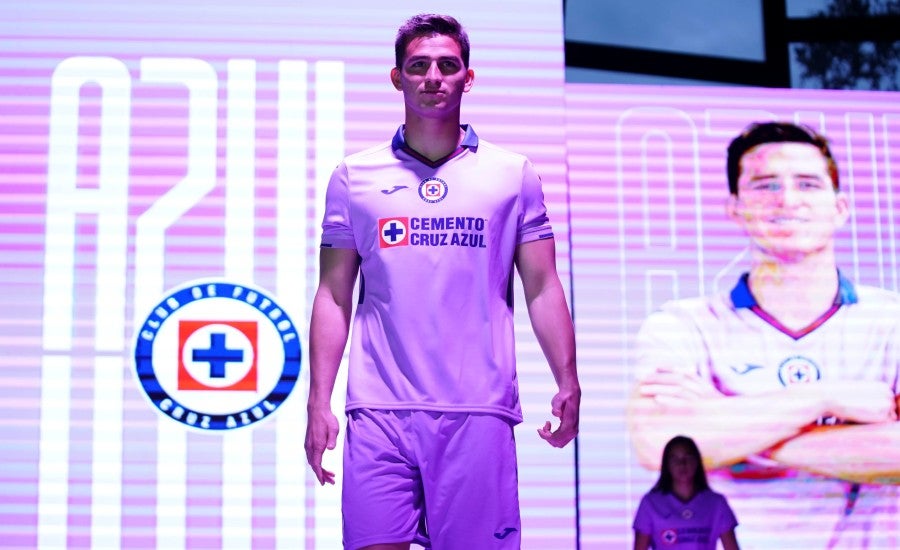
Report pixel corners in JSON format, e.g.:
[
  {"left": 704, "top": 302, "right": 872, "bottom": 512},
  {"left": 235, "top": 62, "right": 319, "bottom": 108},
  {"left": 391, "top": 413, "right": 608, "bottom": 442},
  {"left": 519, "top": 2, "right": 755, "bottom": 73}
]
[
  {"left": 769, "top": 422, "right": 900, "bottom": 484},
  {"left": 307, "top": 248, "right": 358, "bottom": 409},
  {"left": 307, "top": 292, "right": 350, "bottom": 408},
  {"left": 516, "top": 238, "right": 577, "bottom": 386},
  {"left": 627, "top": 390, "right": 823, "bottom": 469},
  {"left": 527, "top": 283, "right": 577, "bottom": 388}
]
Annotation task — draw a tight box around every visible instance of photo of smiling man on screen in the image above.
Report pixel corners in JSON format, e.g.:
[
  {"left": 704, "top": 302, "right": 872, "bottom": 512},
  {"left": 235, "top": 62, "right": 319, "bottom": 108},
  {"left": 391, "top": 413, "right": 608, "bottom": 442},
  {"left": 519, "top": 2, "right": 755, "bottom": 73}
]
[{"left": 627, "top": 121, "right": 900, "bottom": 549}]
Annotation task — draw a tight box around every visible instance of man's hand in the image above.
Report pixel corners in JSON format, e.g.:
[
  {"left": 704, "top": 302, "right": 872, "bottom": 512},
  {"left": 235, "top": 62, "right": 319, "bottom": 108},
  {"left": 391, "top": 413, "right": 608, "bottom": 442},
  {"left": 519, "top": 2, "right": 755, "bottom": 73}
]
[
  {"left": 304, "top": 405, "right": 340, "bottom": 486},
  {"left": 635, "top": 368, "right": 720, "bottom": 408},
  {"left": 538, "top": 385, "right": 581, "bottom": 448}
]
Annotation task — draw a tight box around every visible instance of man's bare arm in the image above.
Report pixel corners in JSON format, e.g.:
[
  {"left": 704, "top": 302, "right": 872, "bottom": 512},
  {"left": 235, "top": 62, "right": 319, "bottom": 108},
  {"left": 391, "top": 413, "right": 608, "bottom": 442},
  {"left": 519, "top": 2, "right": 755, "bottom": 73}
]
[
  {"left": 628, "top": 373, "right": 895, "bottom": 470},
  {"left": 304, "top": 247, "right": 359, "bottom": 485},
  {"left": 515, "top": 237, "right": 580, "bottom": 448},
  {"left": 769, "top": 394, "right": 900, "bottom": 484}
]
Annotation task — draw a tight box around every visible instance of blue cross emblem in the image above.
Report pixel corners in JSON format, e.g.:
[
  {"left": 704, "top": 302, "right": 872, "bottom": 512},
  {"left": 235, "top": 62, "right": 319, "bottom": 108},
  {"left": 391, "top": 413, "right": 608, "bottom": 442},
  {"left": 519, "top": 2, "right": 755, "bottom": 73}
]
[
  {"left": 383, "top": 221, "right": 406, "bottom": 243},
  {"left": 192, "top": 332, "right": 244, "bottom": 378},
  {"left": 790, "top": 366, "right": 809, "bottom": 382}
]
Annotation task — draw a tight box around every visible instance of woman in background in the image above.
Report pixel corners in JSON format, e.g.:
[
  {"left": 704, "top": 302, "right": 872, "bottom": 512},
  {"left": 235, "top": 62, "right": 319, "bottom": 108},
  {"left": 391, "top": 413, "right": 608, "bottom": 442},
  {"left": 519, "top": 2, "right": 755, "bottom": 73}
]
[{"left": 633, "top": 435, "right": 740, "bottom": 549}]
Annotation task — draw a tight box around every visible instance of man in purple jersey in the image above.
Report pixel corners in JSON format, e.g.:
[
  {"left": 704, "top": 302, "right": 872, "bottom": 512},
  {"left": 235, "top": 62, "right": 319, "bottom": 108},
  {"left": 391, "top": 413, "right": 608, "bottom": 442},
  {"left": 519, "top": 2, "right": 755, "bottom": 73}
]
[
  {"left": 628, "top": 122, "right": 900, "bottom": 548},
  {"left": 304, "top": 14, "right": 580, "bottom": 550}
]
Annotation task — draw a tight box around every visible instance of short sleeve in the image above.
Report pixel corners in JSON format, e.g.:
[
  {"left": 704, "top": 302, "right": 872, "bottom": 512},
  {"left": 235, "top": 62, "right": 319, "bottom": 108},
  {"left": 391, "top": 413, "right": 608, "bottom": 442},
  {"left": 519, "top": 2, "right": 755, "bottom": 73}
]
[
  {"left": 517, "top": 159, "right": 553, "bottom": 244},
  {"left": 632, "top": 493, "right": 654, "bottom": 535},
  {"left": 634, "top": 304, "right": 706, "bottom": 382},
  {"left": 711, "top": 492, "right": 739, "bottom": 539},
  {"left": 320, "top": 161, "right": 357, "bottom": 249}
]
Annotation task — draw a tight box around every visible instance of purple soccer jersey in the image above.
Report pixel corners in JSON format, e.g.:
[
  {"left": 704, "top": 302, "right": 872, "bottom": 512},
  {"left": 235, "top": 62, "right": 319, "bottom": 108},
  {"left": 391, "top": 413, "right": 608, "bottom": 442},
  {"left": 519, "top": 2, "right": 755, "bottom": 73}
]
[
  {"left": 321, "top": 125, "right": 553, "bottom": 423},
  {"left": 635, "top": 272, "right": 900, "bottom": 548},
  {"left": 633, "top": 489, "right": 738, "bottom": 549}
]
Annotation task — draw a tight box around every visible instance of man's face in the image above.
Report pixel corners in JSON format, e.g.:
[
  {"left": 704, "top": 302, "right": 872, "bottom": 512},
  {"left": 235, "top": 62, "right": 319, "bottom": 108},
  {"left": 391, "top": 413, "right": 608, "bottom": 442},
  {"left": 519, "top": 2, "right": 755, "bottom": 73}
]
[
  {"left": 390, "top": 34, "right": 474, "bottom": 120},
  {"left": 727, "top": 142, "right": 849, "bottom": 261}
]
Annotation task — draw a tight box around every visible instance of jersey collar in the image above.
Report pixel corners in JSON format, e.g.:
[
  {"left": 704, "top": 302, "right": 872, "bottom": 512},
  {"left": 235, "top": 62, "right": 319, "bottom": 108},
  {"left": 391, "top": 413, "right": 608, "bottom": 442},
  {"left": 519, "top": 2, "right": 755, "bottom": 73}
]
[
  {"left": 391, "top": 124, "right": 479, "bottom": 168},
  {"left": 730, "top": 269, "right": 858, "bottom": 309}
]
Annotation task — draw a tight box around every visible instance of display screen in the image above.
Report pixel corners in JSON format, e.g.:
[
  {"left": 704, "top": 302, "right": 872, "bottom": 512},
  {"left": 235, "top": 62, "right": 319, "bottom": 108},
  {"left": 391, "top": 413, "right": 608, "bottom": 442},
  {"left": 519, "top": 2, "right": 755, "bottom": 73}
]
[
  {"left": 568, "top": 84, "right": 900, "bottom": 547},
  {"left": 1, "top": 1, "right": 898, "bottom": 548}
]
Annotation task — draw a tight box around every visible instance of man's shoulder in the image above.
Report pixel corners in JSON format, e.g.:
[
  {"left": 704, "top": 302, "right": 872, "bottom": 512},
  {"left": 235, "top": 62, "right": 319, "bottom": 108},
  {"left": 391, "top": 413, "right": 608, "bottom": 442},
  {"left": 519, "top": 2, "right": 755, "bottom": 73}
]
[
  {"left": 657, "top": 292, "right": 731, "bottom": 317},
  {"left": 853, "top": 284, "right": 900, "bottom": 311},
  {"left": 855, "top": 284, "right": 900, "bottom": 300},
  {"left": 635, "top": 292, "right": 736, "bottom": 337},
  {"left": 474, "top": 137, "right": 531, "bottom": 164},
  {"left": 341, "top": 140, "right": 394, "bottom": 166}
]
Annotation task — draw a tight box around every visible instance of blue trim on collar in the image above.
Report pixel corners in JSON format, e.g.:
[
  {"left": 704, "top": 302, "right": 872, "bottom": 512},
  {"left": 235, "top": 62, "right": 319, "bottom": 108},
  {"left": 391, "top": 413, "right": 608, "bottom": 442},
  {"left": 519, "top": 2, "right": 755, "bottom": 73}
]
[
  {"left": 459, "top": 124, "right": 478, "bottom": 148},
  {"left": 730, "top": 270, "right": 858, "bottom": 309},
  {"left": 390, "top": 125, "right": 405, "bottom": 151},
  {"left": 391, "top": 124, "right": 479, "bottom": 151},
  {"left": 730, "top": 273, "right": 756, "bottom": 308},
  {"left": 836, "top": 270, "right": 858, "bottom": 304}
]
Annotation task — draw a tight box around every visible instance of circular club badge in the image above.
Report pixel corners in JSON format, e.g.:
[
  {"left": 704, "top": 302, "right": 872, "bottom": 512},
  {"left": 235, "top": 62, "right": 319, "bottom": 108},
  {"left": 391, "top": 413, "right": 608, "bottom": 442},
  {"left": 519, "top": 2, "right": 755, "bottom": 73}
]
[
  {"left": 134, "top": 280, "right": 301, "bottom": 431},
  {"left": 777, "top": 355, "right": 821, "bottom": 386},
  {"left": 418, "top": 177, "right": 448, "bottom": 203}
]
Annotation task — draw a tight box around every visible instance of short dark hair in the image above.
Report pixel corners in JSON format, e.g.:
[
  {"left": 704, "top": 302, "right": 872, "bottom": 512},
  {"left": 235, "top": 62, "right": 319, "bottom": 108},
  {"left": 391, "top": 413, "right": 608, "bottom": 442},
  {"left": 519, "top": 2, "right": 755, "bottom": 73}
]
[
  {"left": 726, "top": 121, "right": 840, "bottom": 195},
  {"left": 652, "top": 435, "right": 710, "bottom": 495},
  {"left": 394, "top": 13, "right": 470, "bottom": 69}
]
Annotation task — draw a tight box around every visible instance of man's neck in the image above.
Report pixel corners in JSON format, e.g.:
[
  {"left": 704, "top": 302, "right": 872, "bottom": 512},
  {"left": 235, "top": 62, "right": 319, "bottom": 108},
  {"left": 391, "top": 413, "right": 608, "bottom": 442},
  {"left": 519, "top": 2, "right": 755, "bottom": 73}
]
[
  {"left": 748, "top": 253, "right": 839, "bottom": 330},
  {"left": 402, "top": 115, "right": 463, "bottom": 162}
]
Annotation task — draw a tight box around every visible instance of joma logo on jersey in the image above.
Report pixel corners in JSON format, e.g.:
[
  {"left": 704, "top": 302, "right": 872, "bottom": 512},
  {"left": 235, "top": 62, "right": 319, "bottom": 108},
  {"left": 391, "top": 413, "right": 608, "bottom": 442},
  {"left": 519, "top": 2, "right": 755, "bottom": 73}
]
[
  {"left": 134, "top": 280, "right": 301, "bottom": 431},
  {"left": 379, "top": 217, "right": 409, "bottom": 248}
]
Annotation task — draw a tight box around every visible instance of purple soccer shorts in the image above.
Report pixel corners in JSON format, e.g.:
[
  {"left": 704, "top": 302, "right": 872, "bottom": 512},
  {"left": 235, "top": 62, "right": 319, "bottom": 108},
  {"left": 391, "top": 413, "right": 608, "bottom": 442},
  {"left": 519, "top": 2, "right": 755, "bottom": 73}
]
[{"left": 342, "top": 408, "right": 521, "bottom": 549}]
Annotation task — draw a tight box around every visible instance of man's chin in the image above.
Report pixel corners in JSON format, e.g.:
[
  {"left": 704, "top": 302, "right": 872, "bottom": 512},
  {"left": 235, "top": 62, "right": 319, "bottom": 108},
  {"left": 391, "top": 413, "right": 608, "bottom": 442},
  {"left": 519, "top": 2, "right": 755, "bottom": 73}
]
[{"left": 756, "top": 243, "right": 826, "bottom": 262}]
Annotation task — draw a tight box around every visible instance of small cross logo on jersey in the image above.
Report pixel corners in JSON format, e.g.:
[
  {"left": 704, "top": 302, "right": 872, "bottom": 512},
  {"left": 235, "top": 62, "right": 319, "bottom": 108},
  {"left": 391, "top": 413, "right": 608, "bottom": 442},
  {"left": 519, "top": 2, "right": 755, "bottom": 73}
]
[
  {"left": 379, "top": 217, "right": 409, "bottom": 248},
  {"left": 777, "top": 355, "right": 821, "bottom": 386},
  {"left": 178, "top": 320, "right": 257, "bottom": 391},
  {"left": 661, "top": 529, "right": 678, "bottom": 544},
  {"left": 418, "top": 177, "right": 448, "bottom": 203}
]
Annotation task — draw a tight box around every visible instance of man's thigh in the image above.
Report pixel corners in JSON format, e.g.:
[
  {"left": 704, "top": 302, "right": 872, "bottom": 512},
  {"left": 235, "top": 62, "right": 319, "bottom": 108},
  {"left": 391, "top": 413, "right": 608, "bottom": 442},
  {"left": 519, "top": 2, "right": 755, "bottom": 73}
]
[
  {"left": 342, "top": 409, "right": 428, "bottom": 550},
  {"left": 415, "top": 411, "right": 521, "bottom": 549}
]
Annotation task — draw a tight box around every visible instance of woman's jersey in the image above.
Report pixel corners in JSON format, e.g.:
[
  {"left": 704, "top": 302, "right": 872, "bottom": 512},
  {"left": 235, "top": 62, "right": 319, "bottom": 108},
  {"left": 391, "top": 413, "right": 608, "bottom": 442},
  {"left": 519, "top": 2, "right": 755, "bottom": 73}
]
[{"left": 633, "top": 488, "right": 738, "bottom": 549}]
